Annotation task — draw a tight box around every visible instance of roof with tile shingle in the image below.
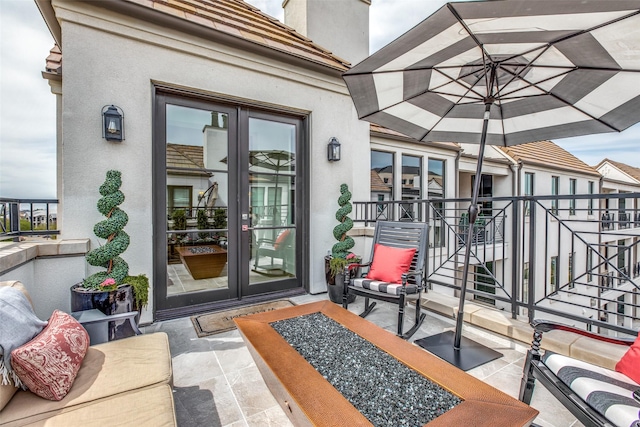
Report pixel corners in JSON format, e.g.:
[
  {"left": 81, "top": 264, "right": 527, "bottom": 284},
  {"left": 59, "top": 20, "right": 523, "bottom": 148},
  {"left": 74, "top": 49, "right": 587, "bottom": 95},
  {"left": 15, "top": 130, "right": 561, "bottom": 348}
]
[
  {"left": 499, "top": 140, "right": 599, "bottom": 177},
  {"left": 370, "top": 170, "right": 390, "bottom": 193},
  {"left": 43, "top": 0, "right": 350, "bottom": 75},
  {"left": 596, "top": 158, "right": 640, "bottom": 182},
  {"left": 167, "top": 143, "right": 211, "bottom": 177}
]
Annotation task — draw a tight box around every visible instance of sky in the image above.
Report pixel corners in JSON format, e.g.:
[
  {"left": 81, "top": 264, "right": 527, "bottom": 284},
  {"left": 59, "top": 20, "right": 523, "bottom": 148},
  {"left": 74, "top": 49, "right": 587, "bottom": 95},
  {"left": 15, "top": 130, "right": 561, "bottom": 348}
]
[{"left": 1, "top": 0, "right": 639, "bottom": 199}]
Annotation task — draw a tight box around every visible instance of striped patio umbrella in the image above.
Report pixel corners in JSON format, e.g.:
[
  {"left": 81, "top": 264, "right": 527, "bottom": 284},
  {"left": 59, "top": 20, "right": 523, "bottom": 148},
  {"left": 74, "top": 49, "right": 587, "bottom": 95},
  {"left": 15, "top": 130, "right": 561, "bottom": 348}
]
[{"left": 343, "top": 0, "right": 640, "bottom": 370}]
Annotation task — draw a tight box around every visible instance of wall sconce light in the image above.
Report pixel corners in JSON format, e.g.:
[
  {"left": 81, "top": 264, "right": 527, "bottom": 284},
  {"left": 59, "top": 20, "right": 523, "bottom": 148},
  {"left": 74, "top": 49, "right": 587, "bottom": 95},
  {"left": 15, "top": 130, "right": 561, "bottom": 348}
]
[
  {"left": 327, "top": 137, "right": 341, "bottom": 162},
  {"left": 102, "top": 105, "right": 124, "bottom": 141}
]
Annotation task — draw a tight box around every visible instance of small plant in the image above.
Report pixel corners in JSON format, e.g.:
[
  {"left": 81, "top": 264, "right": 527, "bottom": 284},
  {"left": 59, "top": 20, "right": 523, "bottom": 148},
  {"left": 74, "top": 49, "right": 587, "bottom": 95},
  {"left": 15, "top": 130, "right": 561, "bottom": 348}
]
[
  {"left": 329, "top": 252, "right": 362, "bottom": 276},
  {"left": 332, "top": 183, "right": 355, "bottom": 260},
  {"left": 124, "top": 274, "right": 150, "bottom": 310},
  {"left": 83, "top": 170, "right": 130, "bottom": 289},
  {"left": 196, "top": 209, "right": 209, "bottom": 240}
]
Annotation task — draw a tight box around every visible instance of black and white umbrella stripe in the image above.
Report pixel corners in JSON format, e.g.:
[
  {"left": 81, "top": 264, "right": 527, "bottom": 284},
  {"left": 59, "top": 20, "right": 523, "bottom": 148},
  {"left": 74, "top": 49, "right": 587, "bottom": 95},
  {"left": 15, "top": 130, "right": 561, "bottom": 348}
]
[{"left": 344, "top": 0, "right": 640, "bottom": 146}]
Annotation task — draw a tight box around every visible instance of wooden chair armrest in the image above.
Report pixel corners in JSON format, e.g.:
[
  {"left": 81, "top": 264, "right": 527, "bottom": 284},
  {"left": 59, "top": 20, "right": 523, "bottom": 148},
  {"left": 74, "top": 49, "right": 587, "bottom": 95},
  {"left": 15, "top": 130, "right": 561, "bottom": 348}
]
[{"left": 531, "top": 319, "right": 635, "bottom": 346}]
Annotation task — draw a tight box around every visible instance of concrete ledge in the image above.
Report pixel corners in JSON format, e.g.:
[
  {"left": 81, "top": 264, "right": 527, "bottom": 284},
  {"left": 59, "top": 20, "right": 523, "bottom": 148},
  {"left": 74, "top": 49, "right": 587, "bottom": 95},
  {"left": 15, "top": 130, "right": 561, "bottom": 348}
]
[
  {"left": 420, "top": 291, "right": 623, "bottom": 368},
  {"left": 0, "top": 239, "right": 90, "bottom": 274}
]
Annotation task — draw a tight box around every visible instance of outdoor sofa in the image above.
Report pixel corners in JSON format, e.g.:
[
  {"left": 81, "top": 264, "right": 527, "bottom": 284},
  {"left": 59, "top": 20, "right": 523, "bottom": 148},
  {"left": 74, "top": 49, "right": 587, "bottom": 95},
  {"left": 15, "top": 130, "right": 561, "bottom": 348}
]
[{"left": 0, "top": 280, "right": 176, "bottom": 427}]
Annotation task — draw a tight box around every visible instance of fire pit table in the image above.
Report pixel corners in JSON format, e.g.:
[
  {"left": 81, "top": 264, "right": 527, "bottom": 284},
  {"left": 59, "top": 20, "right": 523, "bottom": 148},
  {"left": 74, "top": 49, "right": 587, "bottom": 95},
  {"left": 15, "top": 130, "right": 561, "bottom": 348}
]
[
  {"left": 177, "top": 245, "right": 227, "bottom": 279},
  {"left": 235, "top": 301, "right": 538, "bottom": 426}
]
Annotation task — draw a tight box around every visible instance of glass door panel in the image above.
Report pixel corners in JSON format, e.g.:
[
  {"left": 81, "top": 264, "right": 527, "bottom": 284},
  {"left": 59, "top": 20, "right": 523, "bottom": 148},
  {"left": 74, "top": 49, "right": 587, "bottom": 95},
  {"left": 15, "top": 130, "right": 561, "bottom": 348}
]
[
  {"left": 246, "top": 117, "right": 297, "bottom": 289},
  {"left": 165, "top": 104, "right": 231, "bottom": 300}
]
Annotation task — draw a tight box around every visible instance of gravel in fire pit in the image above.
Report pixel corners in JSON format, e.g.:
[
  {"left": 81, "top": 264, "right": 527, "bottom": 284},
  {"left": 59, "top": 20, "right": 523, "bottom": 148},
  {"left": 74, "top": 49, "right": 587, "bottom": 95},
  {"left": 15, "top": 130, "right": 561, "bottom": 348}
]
[{"left": 271, "top": 312, "right": 461, "bottom": 426}]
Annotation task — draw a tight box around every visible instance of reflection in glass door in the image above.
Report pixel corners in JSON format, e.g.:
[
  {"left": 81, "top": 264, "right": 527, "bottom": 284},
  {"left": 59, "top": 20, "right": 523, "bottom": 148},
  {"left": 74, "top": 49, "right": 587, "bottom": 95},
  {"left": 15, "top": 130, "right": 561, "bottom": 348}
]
[
  {"left": 161, "top": 100, "right": 235, "bottom": 309},
  {"left": 155, "top": 92, "right": 304, "bottom": 314},
  {"left": 245, "top": 116, "right": 298, "bottom": 294}
]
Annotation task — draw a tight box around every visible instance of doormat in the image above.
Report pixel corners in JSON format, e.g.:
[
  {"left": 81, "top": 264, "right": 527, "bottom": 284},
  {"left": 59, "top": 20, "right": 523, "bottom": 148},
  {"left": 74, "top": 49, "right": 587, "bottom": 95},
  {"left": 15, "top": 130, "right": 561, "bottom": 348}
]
[{"left": 191, "top": 300, "right": 295, "bottom": 337}]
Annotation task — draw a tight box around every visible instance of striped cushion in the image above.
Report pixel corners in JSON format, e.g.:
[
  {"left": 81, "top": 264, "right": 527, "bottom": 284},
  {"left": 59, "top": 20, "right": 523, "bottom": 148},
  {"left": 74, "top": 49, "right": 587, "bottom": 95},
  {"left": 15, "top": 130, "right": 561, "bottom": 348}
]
[
  {"left": 351, "top": 278, "right": 418, "bottom": 296},
  {"left": 543, "top": 352, "right": 640, "bottom": 427}
]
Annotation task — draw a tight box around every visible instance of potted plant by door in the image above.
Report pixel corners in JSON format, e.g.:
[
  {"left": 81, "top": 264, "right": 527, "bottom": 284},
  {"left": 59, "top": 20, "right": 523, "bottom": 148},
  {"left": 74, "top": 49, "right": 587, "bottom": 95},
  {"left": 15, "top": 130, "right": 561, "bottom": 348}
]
[
  {"left": 70, "top": 170, "right": 149, "bottom": 338},
  {"left": 325, "top": 183, "right": 359, "bottom": 303}
]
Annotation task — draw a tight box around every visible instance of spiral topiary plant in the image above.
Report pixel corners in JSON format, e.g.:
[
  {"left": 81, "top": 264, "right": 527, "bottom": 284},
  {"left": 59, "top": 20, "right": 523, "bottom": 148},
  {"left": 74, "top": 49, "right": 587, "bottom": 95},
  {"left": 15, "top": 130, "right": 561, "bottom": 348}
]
[
  {"left": 83, "top": 170, "right": 130, "bottom": 289},
  {"left": 332, "top": 183, "right": 355, "bottom": 260}
]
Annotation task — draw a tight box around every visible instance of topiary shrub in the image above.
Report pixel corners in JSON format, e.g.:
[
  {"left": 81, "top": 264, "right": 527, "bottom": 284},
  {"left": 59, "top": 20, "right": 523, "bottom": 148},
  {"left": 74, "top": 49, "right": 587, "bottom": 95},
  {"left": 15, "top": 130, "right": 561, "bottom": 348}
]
[
  {"left": 332, "top": 183, "right": 355, "bottom": 259},
  {"left": 83, "top": 170, "right": 130, "bottom": 289},
  {"left": 197, "top": 209, "right": 209, "bottom": 240}
]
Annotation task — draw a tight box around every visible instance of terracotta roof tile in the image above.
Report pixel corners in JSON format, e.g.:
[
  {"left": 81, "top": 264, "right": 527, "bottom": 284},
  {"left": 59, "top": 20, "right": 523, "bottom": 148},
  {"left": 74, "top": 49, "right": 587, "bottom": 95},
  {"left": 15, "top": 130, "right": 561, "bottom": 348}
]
[
  {"left": 599, "top": 159, "right": 640, "bottom": 182},
  {"left": 167, "top": 143, "right": 211, "bottom": 177},
  {"left": 500, "top": 140, "right": 599, "bottom": 176},
  {"left": 45, "top": 45, "right": 62, "bottom": 73},
  {"left": 122, "top": 0, "right": 349, "bottom": 71},
  {"left": 371, "top": 170, "right": 390, "bottom": 193}
]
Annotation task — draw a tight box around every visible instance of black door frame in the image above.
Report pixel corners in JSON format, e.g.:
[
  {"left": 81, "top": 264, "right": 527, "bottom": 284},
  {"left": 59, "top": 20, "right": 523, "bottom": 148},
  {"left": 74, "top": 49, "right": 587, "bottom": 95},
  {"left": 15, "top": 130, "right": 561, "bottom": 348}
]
[{"left": 152, "top": 86, "right": 309, "bottom": 320}]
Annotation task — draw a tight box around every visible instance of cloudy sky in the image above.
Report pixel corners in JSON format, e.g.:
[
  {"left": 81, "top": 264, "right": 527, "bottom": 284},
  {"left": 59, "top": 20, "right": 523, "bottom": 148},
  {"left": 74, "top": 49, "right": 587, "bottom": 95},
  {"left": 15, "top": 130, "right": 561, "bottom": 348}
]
[{"left": 2, "top": 0, "right": 639, "bottom": 199}]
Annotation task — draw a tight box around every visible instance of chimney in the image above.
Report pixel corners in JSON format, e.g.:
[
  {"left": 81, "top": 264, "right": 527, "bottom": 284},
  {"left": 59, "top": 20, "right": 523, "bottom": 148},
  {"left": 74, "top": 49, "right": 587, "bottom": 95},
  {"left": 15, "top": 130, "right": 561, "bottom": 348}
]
[{"left": 283, "top": 0, "right": 370, "bottom": 66}]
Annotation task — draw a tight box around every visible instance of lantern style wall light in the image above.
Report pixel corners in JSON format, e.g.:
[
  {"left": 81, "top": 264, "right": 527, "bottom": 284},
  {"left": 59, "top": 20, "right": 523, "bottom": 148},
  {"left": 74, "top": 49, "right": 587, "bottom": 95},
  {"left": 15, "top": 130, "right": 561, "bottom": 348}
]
[
  {"left": 327, "top": 137, "right": 341, "bottom": 162},
  {"left": 102, "top": 105, "right": 124, "bottom": 141}
]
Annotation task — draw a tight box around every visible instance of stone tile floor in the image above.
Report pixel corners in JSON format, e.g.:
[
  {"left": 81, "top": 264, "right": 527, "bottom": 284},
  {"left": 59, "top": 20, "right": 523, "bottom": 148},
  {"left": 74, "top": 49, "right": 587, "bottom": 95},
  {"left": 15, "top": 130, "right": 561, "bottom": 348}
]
[{"left": 143, "top": 293, "right": 584, "bottom": 427}]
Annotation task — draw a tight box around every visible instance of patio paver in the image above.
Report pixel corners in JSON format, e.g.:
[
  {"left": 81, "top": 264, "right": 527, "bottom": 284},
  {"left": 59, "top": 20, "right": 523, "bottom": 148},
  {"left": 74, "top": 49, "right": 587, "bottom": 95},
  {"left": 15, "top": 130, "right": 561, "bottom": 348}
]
[{"left": 143, "top": 293, "right": 584, "bottom": 427}]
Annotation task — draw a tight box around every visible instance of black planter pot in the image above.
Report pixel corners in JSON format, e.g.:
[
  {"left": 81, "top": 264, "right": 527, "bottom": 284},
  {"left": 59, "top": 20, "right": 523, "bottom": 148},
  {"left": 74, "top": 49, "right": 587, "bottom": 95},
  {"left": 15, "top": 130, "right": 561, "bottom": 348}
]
[
  {"left": 70, "top": 283, "right": 137, "bottom": 341},
  {"left": 325, "top": 255, "right": 357, "bottom": 304}
]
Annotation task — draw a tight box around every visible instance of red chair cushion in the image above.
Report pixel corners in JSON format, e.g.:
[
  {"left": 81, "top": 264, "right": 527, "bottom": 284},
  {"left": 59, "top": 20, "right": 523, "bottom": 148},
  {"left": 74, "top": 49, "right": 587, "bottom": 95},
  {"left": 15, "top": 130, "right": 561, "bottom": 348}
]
[
  {"left": 365, "top": 243, "right": 416, "bottom": 284},
  {"left": 274, "top": 229, "right": 291, "bottom": 250},
  {"left": 615, "top": 332, "right": 640, "bottom": 384},
  {"left": 11, "top": 310, "right": 89, "bottom": 401}
]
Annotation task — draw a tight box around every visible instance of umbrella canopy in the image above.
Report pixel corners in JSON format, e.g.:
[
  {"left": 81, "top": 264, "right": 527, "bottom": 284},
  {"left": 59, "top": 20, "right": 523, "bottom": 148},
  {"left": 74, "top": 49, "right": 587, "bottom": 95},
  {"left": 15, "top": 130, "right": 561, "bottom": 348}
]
[
  {"left": 344, "top": 0, "right": 640, "bottom": 370},
  {"left": 344, "top": 0, "right": 640, "bottom": 147}
]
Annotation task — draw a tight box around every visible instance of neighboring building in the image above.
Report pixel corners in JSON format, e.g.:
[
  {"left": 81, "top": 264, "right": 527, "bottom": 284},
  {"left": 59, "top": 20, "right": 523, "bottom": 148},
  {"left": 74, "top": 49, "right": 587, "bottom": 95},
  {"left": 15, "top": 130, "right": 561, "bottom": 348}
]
[{"left": 596, "top": 159, "right": 640, "bottom": 329}]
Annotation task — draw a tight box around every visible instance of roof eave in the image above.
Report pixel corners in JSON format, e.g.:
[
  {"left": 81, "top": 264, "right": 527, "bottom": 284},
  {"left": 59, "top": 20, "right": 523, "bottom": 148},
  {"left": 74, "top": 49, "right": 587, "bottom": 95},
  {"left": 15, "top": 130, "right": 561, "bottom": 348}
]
[{"left": 35, "top": 0, "right": 61, "bottom": 46}]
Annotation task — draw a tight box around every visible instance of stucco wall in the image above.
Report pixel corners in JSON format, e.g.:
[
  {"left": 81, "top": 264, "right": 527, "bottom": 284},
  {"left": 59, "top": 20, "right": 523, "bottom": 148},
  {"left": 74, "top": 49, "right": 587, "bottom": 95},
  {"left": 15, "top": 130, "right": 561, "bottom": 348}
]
[{"left": 53, "top": 1, "right": 369, "bottom": 319}]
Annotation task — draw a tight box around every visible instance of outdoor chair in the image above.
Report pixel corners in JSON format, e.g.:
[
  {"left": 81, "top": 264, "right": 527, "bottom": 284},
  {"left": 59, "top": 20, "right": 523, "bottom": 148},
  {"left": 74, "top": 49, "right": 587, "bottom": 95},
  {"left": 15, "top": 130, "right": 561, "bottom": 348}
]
[
  {"left": 342, "top": 221, "right": 428, "bottom": 339},
  {"left": 253, "top": 228, "right": 294, "bottom": 274},
  {"left": 519, "top": 320, "right": 640, "bottom": 427}
]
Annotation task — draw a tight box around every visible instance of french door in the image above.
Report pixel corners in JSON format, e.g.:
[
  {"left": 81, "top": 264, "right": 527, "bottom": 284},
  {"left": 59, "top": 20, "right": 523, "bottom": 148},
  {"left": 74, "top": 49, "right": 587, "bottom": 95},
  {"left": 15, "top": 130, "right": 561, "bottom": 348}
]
[{"left": 154, "top": 91, "right": 304, "bottom": 315}]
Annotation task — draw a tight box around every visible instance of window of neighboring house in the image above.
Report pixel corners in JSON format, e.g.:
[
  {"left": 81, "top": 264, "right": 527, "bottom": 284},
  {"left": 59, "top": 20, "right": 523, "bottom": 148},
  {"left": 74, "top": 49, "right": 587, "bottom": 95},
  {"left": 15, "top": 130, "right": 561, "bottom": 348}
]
[
  {"left": 524, "top": 172, "right": 534, "bottom": 216},
  {"left": 551, "top": 176, "right": 559, "bottom": 215},
  {"left": 168, "top": 186, "right": 192, "bottom": 217},
  {"left": 569, "top": 179, "right": 576, "bottom": 215},
  {"left": 428, "top": 158, "right": 445, "bottom": 247},
  {"left": 372, "top": 150, "right": 394, "bottom": 219},
  {"left": 522, "top": 262, "right": 529, "bottom": 304},
  {"left": 620, "top": 197, "right": 628, "bottom": 228},
  {"left": 401, "top": 154, "right": 421, "bottom": 221},
  {"left": 472, "top": 174, "right": 493, "bottom": 216},
  {"left": 587, "top": 247, "right": 593, "bottom": 282},
  {"left": 568, "top": 252, "right": 575, "bottom": 289},
  {"left": 474, "top": 261, "right": 495, "bottom": 305},
  {"left": 618, "top": 239, "right": 627, "bottom": 282},
  {"left": 550, "top": 256, "right": 558, "bottom": 294},
  {"left": 588, "top": 181, "right": 594, "bottom": 215}
]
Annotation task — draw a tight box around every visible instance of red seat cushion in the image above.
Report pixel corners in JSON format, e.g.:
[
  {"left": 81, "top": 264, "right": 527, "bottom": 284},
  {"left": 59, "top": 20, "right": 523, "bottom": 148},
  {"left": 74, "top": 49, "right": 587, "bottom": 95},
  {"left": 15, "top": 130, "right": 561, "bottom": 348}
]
[
  {"left": 11, "top": 310, "right": 89, "bottom": 401},
  {"left": 365, "top": 243, "right": 416, "bottom": 284},
  {"left": 615, "top": 332, "right": 640, "bottom": 384},
  {"left": 274, "top": 229, "right": 291, "bottom": 250}
]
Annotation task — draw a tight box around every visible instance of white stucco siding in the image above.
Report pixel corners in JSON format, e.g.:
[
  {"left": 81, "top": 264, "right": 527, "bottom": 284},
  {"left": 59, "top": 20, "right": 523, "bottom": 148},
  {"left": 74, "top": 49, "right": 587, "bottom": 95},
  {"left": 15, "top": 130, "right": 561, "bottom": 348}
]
[{"left": 54, "top": 1, "right": 369, "bottom": 316}]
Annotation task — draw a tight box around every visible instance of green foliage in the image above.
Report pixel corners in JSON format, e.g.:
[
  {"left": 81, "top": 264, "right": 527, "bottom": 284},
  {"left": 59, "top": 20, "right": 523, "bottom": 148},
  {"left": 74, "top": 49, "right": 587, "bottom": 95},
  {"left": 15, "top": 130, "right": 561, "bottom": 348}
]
[
  {"left": 212, "top": 208, "right": 227, "bottom": 230},
  {"left": 84, "top": 170, "right": 130, "bottom": 289},
  {"left": 124, "top": 274, "right": 149, "bottom": 309},
  {"left": 331, "top": 184, "right": 355, "bottom": 259},
  {"left": 172, "top": 209, "right": 187, "bottom": 230},
  {"left": 196, "top": 209, "right": 209, "bottom": 240}
]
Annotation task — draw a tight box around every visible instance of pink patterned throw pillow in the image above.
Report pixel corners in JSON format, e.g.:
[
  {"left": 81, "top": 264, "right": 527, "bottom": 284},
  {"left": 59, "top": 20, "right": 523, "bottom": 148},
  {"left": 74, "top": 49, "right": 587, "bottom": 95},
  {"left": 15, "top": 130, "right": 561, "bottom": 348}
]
[{"left": 11, "top": 310, "right": 89, "bottom": 401}]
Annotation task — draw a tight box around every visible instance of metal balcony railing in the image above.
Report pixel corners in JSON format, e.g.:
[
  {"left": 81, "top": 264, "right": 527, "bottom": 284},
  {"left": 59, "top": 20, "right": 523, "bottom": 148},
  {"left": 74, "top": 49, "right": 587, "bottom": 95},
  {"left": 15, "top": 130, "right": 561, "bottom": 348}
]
[
  {"left": 0, "top": 199, "right": 59, "bottom": 240},
  {"left": 353, "top": 192, "right": 640, "bottom": 337}
]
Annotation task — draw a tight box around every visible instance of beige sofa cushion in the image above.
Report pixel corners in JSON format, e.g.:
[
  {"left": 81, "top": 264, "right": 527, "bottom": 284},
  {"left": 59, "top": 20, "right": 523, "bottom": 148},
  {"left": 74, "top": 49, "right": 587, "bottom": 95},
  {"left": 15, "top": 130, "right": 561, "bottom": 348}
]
[
  {"left": 1, "top": 332, "right": 172, "bottom": 427},
  {"left": 20, "top": 384, "right": 176, "bottom": 427},
  {"left": 0, "top": 281, "right": 35, "bottom": 412}
]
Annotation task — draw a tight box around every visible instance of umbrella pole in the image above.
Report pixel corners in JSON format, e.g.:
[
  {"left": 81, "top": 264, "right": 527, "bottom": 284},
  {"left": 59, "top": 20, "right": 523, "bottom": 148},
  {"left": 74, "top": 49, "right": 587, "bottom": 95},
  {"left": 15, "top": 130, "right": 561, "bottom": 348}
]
[
  {"left": 454, "top": 102, "right": 490, "bottom": 349},
  {"left": 415, "top": 101, "right": 502, "bottom": 370}
]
